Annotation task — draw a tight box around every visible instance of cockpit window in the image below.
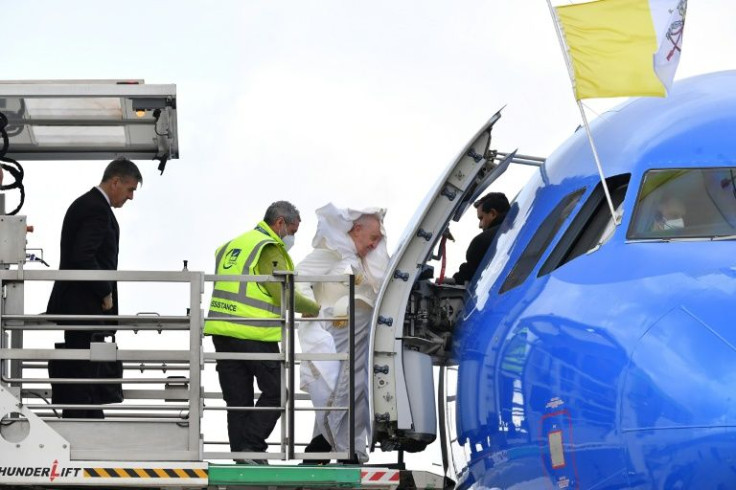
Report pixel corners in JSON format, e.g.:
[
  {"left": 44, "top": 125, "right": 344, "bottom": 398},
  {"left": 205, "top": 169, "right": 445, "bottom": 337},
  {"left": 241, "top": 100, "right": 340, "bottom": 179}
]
[
  {"left": 499, "top": 188, "right": 585, "bottom": 294},
  {"left": 539, "top": 174, "right": 630, "bottom": 276},
  {"left": 628, "top": 168, "right": 736, "bottom": 240}
]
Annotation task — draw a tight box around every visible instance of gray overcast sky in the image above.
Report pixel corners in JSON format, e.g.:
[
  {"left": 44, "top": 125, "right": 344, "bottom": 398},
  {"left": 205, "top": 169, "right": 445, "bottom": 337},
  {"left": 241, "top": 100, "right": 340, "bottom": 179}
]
[
  {"left": 3, "top": 0, "right": 735, "bottom": 469},
  {"left": 5, "top": 1, "right": 733, "bottom": 283}
]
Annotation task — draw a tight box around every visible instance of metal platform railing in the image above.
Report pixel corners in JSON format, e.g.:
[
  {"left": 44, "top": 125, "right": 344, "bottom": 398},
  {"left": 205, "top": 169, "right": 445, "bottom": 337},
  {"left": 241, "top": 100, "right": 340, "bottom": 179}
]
[{"left": 0, "top": 268, "right": 356, "bottom": 464}]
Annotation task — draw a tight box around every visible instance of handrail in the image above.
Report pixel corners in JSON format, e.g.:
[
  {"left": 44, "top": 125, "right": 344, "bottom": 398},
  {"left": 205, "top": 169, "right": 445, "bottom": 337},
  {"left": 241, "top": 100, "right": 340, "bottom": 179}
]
[
  {"left": 2, "top": 314, "right": 188, "bottom": 322},
  {"left": 0, "top": 267, "right": 357, "bottom": 465},
  {"left": 3, "top": 377, "right": 187, "bottom": 384}
]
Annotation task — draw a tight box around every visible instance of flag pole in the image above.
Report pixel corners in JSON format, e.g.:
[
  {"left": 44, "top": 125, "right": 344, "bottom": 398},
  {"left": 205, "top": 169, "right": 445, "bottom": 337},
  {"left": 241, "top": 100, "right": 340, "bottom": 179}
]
[
  {"left": 575, "top": 100, "right": 619, "bottom": 223},
  {"left": 545, "top": 0, "right": 620, "bottom": 225}
]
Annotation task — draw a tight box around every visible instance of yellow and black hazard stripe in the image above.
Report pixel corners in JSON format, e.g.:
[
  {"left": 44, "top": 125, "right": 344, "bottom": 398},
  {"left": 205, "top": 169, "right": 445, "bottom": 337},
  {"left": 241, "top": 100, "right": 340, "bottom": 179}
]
[{"left": 84, "top": 468, "right": 208, "bottom": 479}]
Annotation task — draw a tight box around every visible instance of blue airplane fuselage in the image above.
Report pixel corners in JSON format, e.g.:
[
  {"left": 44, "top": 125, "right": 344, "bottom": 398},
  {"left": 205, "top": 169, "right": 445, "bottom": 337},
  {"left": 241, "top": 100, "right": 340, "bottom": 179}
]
[{"left": 452, "top": 71, "right": 736, "bottom": 489}]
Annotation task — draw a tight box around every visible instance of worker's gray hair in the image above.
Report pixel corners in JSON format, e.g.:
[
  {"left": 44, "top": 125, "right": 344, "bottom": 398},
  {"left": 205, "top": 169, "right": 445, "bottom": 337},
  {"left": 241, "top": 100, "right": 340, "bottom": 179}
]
[{"left": 264, "top": 201, "right": 301, "bottom": 225}]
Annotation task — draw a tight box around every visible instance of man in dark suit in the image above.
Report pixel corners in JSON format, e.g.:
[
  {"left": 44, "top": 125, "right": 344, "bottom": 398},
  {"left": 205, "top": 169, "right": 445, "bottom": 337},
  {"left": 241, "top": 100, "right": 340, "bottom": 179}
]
[
  {"left": 47, "top": 157, "right": 142, "bottom": 418},
  {"left": 451, "top": 192, "right": 510, "bottom": 285}
]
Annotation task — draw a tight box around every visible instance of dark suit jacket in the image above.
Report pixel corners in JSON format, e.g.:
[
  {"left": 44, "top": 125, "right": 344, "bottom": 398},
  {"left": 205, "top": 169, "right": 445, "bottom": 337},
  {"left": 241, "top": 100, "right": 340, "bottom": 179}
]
[
  {"left": 47, "top": 187, "right": 119, "bottom": 318},
  {"left": 47, "top": 187, "right": 122, "bottom": 406},
  {"left": 453, "top": 223, "right": 502, "bottom": 285}
]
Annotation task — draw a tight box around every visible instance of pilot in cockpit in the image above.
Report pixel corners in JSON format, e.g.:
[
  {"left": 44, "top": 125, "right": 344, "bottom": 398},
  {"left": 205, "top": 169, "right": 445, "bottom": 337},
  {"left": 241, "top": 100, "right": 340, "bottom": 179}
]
[{"left": 652, "top": 194, "right": 687, "bottom": 231}]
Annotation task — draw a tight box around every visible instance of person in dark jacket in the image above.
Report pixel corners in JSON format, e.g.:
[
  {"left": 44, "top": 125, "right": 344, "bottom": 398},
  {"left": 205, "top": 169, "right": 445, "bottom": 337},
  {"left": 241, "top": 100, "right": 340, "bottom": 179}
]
[
  {"left": 47, "top": 157, "right": 142, "bottom": 419},
  {"left": 452, "top": 192, "right": 510, "bottom": 285}
]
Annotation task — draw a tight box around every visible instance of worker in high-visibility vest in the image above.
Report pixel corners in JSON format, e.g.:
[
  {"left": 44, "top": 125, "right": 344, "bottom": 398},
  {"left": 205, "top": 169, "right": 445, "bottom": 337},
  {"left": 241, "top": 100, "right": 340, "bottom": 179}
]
[{"left": 205, "top": 200, "right": 320, "bottom": 464}]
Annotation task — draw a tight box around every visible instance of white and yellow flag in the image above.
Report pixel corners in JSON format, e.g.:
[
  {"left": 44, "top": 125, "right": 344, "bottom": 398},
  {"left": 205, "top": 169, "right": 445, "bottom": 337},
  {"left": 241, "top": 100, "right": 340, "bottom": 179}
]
[{"left": 555, "top": 0, "right": 687, "bottom": 99}]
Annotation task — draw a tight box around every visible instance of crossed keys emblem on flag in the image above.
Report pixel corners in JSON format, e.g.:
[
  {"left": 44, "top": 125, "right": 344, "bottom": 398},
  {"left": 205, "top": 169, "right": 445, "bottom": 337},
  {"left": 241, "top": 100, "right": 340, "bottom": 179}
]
[{"left": 665, "top": 0, "right": 687, "bottom": 61}]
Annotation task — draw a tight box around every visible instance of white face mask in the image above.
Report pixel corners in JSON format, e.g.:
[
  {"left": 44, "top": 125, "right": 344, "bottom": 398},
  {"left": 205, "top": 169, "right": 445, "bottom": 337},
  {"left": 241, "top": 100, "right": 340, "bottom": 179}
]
[
  {"left": 282, "top": 234, "right": 295, "bottom": 251},
  {"left": 664, "top": 218, "right": 685, "bottom": 229}
]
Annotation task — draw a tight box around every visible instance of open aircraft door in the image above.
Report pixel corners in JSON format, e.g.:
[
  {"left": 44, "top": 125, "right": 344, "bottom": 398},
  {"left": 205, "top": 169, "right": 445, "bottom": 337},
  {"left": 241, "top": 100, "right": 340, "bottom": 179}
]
[{"left": 369, "top": 109, "right": 540, "bottom": 454}]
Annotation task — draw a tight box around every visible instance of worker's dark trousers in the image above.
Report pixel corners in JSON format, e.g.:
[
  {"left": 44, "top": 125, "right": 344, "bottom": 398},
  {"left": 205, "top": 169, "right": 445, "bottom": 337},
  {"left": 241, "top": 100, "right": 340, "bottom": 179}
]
[{"left": 212, "top": 335, "right": 281, "bottom": 453}]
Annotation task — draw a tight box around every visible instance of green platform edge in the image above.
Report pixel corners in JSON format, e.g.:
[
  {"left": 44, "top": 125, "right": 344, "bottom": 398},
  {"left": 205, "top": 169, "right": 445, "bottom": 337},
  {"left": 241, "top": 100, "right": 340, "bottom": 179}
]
[{"left": 208, "top": 464, "right": 363, "bottom": 487}]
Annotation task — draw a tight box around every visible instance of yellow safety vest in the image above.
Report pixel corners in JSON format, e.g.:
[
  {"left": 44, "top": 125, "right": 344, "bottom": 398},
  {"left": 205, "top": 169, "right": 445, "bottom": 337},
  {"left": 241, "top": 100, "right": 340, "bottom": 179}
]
[{"left": 203, "top": 221, "right": 293, "bottom": 341}]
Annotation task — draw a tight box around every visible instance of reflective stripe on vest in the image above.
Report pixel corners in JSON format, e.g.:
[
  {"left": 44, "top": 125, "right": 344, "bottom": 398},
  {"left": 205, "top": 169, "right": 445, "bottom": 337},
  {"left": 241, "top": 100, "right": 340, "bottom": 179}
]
[
  {"left": 211, "top": 239, "right": 280, "bottom": 314},
  {"left": 204, "top": 224, "right": 293, "bottom": 341}
]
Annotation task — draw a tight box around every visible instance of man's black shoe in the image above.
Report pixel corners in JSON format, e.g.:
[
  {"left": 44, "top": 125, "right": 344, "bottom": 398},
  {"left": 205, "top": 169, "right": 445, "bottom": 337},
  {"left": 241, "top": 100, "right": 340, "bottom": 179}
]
[
  {"left": 303, "top": 434, "right": 332, "bottom": 465},
  {"left": 234, "top": 458, "right": 269, "bottom": 465}
]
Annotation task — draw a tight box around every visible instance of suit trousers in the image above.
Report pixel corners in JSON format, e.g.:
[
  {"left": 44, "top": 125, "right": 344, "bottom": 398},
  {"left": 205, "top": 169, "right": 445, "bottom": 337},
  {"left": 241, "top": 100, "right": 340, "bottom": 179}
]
[
  {"left": 50, "top": 328, "right": 121, "bottom": 419},
  {"left": 212, "top": 335, "right": 281, "bottom": 453}
]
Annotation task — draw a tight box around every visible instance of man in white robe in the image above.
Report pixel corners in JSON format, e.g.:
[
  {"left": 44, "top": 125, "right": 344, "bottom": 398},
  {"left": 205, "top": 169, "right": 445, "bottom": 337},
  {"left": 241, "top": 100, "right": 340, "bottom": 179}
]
[{"left": 296, "top": 203, "right": 389, "bottom": 463}]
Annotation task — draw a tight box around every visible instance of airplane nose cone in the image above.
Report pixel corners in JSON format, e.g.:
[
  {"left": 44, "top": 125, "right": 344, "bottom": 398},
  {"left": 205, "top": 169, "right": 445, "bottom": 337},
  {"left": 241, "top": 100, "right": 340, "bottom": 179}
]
[{"left": 621, "top": 307, "right": 736, "bottom": 486}]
